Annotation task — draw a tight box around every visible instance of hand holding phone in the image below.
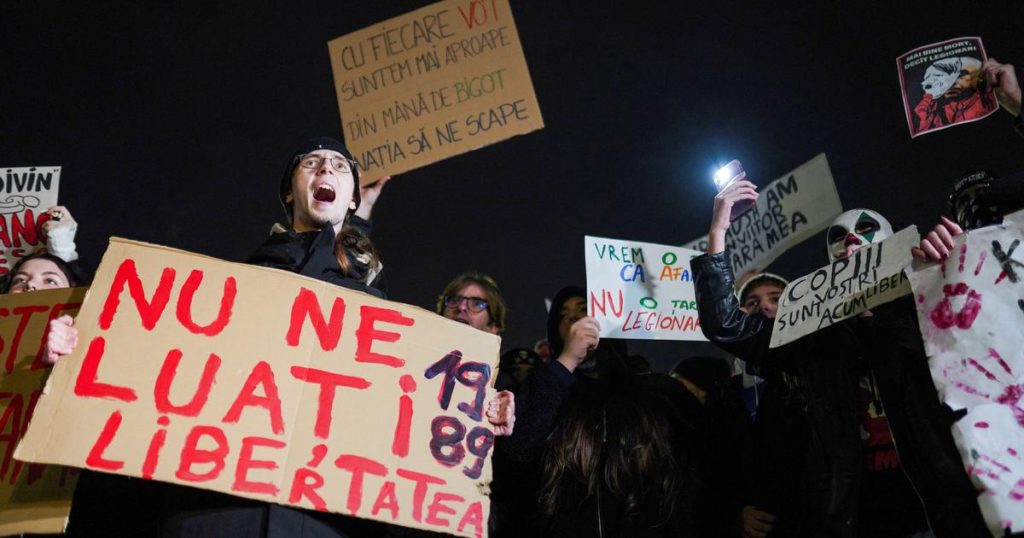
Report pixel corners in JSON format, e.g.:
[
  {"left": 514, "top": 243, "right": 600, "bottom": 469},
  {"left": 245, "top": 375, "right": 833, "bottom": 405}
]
[{"left": 714, "top": 160, "right": 754, "bottom": 221}]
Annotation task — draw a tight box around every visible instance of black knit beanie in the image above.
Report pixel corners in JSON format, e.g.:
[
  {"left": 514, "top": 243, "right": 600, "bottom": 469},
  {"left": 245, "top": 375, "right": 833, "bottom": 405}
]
[{"left": 278, "top": 137, "right": 361, "bottom": 222}]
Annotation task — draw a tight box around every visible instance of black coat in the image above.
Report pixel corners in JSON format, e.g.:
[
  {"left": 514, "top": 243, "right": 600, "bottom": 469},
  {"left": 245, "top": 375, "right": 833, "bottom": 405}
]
[{"left": 692, "top": 250, "right": 989, "bottom": 538}]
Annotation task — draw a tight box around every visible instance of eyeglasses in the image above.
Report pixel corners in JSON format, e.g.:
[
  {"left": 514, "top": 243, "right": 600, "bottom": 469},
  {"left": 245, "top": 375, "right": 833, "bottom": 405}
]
[
  {"left": 444, "top": 295, "right": 488, "bottom": 313},
  {"left": 297, "top": 154, "right": 357, "bottom": 174}
]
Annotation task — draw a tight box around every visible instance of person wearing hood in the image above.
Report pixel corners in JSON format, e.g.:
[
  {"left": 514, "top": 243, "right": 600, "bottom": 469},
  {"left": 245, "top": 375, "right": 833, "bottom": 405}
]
[
  {"left": 246, "top": 137, "right": 386, "bottom": 297},
  {"left": 693, "top": 176, "right": 987, "bottom": 537}
]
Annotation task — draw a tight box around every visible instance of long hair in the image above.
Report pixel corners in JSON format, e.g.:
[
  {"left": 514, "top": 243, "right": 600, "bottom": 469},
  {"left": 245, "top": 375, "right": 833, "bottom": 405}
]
[
  {"left": 539, "top": 381, "right": 683, "bottom": 531},
  {"left": 334, "top": 216, "right": 381, "bottom": 283}
]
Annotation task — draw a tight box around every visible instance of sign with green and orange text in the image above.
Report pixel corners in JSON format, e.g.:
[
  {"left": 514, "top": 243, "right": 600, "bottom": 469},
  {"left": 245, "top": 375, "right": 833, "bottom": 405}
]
[
  {"left": 0, "top": 286, "right": 84, "bottom": 536},
  {"left": 16, "top": 239, "right": 500, "bottom": 538},
  {"left": 328, "top": 0, "right": 544, "bottom": 183},
  {"left": 585, "top": 236, "right": 707, "bottom": 341}
]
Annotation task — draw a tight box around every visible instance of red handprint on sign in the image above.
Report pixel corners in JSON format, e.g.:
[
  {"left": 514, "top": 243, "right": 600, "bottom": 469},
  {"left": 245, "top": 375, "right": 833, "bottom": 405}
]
[
  {"left": 945, "top": 348, "right": 1024, "bottom": 426},
  {"left": 930, "top": 283, "right": 982, "bottom": 329}
]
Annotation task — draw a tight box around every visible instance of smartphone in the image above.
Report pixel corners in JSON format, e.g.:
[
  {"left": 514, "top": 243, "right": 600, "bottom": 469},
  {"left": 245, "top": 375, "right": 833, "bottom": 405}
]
[{"left": 714, "top": 160, "right": 754, "bottom": 221}]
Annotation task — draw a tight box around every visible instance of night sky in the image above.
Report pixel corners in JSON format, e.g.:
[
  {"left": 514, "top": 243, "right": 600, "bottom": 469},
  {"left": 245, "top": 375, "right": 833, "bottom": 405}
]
[{"left": 5, "top": 2, "right": 1024, "bottom": 371}]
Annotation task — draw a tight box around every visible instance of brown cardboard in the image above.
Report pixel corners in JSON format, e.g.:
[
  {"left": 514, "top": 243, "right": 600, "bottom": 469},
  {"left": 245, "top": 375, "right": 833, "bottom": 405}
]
[
  {"left": 328, "top": 0, "right": 544, "bottom": 183},
  {"left": 16, "top": 239, "right": 500, "bottom": 537},
  {"left": 0, "top": 286, "right": 85, "bottom": 536}
]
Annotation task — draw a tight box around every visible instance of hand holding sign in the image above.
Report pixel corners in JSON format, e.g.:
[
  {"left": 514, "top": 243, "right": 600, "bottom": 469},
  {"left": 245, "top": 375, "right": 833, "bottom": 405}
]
[
  {"left": 558, "top": 317, "right": 599, "bottom": 373},
  {"left": 982, "top": 58, "right": 1021, "bottom": 116},
  {"left": 43, "top": 314, "right": 77, "bottom": 365},
  {"left": 912, "top": 217, "right": 963, "bottom": 263}
]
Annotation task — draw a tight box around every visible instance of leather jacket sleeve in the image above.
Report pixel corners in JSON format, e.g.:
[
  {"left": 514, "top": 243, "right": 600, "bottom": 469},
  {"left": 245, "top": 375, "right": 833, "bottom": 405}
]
[{"left": 692, "top": 251, "right": 776, "bottom": 364}]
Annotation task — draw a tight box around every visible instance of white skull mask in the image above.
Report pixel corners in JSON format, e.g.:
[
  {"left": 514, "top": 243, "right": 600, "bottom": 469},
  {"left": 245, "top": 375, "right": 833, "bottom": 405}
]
[{"left": 826, "top": 209, "right": 893, "bottom": 262}]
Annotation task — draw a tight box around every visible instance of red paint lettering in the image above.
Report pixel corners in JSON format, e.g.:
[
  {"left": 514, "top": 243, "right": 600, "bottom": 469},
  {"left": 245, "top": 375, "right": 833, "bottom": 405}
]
[
  {"left": 289, "top": 468, "right": 327, "bottom": 511},
  {"left": 176, "top": 425, "right": 228, "bottom": 482},
  {"left": 355, "top": 306, "right": 414, "bottom": 368},
  {"left": 86, "top": 411, "right": 125, "bottom": 471},
  {"left": 6, "top": 305, "right": 47, "bottom": 373},
  {"left": 98, "top": 258, "right": 175, "bottom": 331},
  {"left": 176, "top": 270, "right": 236, "bottom": 336},
  {"left": 396, "top": 468, "right": 445, "bottom": 523},
  {"left": 371, "top": 480, "right": 400, "bottom": 520},
  {"left": 335, "top": 454, "right": 388, "bottom": 516},
  {"left": 0, "top": 392, "right": 23, "bottom": 479},
  {"left": 142, "top": 417, "right": 169, "bottom": 479},
  {"left": 10, "top": 210, "right": 40, "bottom": 248},
  {"left": 458, "top": 501, "right": 485, "bottom": 538},
  {"left": 290, "top": 366, "right": 370, "bottom": 439},
  {"left": 233, "top": 436, "right": 286, "bottom": 496},
  {"left": 222, "top": 361, "right": 284, "bottom": 434},
  {"left": 154, "top": 350, "right": 220, "bottom": 416},
  {"left": 426, "top": 491, "right": 464, "bottom": 527},
  {"left": 74, "top": 336, "right": 137, "bottom": 402},
  {"left": 285, "top": 288, "right": 345, "bottom": 350}
]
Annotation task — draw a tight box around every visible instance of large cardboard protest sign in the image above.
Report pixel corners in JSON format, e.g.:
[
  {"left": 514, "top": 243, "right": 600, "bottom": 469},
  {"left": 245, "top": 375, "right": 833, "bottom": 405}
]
[
  {"left": 770, "top": 226, "right": 918, "bottom": 348},
  {"left": 683, "top": 154, "right": 842, "bottom": 279},
  {"left": 897, "top": 37, "right": 998, "bottom": 138},
  {"left": 16, "top": 239, "right": 500, "bottom": 537},
  {"left": 585, "top": 236, "right": 706, "bottom": 341},
  {"left": 0, "top": 167, "right": 60, "bottom": 276},
  {"left": 328, "top": 0, "right": 544, "bottom": 182},
  {"left": 908, "top": 210, "right": 1024, "bottom": 535},
  {"left": 0, "top": 287, "right": 84, "bottom": 536}
]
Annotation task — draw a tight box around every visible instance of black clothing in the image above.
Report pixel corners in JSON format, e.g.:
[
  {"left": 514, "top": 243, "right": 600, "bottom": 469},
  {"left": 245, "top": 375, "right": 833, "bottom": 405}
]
[{"left": 692, "top": 250, "right": 989, "bottom": 538}]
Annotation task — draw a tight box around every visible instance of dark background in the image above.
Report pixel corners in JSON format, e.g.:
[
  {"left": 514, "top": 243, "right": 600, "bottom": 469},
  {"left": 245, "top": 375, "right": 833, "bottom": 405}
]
[{"left": 4, "top": 1, "right": 1023, "bottom": 371}]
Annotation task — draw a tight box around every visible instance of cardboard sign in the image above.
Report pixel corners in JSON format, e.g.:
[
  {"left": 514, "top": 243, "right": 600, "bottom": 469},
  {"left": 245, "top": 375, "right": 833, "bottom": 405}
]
[
  {"left": 16, "top": 239, "right": 500, "bottom": 538},
  {"left": 328, "top": 0, "right": 544, "bottom": 182},
  {"left": 0, "top": 287, "right": 84, "bottom": 536},
  {"left": 908, "top": 209, "right": 1024, "bottom": 535},
  {"left": 897, "top": 37, "right": 998, "bottom": 138},
  {"left": 585, "top": 235, "right": 706, "bottom": 341},
  {"left": 770, "top": 226, "right": 918, "bottom": 348},
  {"left": 0, "top": 167, "right": 60, "bottom": 276},
  {"left": 683, "top": 154, "right": 842, "bottom": 279}
]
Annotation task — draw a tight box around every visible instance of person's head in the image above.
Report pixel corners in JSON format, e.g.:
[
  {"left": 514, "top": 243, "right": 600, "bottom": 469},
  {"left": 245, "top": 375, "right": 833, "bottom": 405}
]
[
  {"left": 437, "top": 273, "right": 506, "bottom": 335},
  {"left": 825, "top": 209, "right": 893, "bottom": 262},
  {"left": 948, "top": 169, "right": 1024, "bottom": 231},
  {"left": 3, "top": 252, "right": 76, "bottom": 294},
  {"left": 546, "top": 286, "right": 586, "bottom": 358},
  {"left": 279, "top": 137, "right": 360, "bottom": 234},
  {"left": 669, "top": 356, "right": 732, "bottom": 406},
  {"left": 922, "top": 57, "right": 982, "bottom": 100},
  {"left": 737, "top": 273, "right": 788, "bottom": 319}
]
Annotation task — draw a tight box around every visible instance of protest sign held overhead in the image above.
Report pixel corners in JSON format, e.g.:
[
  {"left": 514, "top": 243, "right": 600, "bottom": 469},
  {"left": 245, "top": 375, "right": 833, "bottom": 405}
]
[
  {"left": 0, "top": 167, "right": 60, "bottom": 276},
  {"left": 16, "top": 239, "right": 501, "bottom": 538},
  {"left": 683, "top": 154, "right": 842, "bottom": 279},
  {"left": 908, "top": 209, "right": 1024, "bottom": 535},
  {"left": 770, "top": 226, "right": 918, "bottom": 348},
  {"left": 585, "top": 235, "right": 706, "bottom": 341},
  {"left": 0, "top": 287, "right": 84, "bottom": 536},
  {"left": 898, "top": 36, "right": 998, "bottom": 138},
  {"left": 328, "top": 0, "right": 544, "bottom": 183}
]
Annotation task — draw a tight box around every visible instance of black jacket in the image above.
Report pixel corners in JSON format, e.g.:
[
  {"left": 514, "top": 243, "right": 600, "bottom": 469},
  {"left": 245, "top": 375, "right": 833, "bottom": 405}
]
[{"left": 692, "top": 250, "right": 988, "bottom": 538}]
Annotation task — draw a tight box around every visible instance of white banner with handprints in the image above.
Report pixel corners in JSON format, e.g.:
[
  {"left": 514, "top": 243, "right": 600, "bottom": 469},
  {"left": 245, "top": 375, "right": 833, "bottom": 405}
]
[
  {"left": 909, "top": 209, "right": 1024, "bottom": 536},
  {"left": 584, "top": 235, "right": 706, "bottom": 341}
]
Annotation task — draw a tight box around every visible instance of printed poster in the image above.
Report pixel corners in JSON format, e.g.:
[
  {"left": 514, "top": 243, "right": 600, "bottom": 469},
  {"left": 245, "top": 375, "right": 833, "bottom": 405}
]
[
  {"left": 0, "top": 167, "right": 60, "bottom": 275},
  {"left": 898, "top": 36, "right": 998, "bottom": 138}
]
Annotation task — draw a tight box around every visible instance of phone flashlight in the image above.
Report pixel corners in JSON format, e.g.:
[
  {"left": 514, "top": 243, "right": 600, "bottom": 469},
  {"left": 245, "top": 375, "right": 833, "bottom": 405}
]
[{"left": 713, "top": 159, "right": 754, "bottom": 221}]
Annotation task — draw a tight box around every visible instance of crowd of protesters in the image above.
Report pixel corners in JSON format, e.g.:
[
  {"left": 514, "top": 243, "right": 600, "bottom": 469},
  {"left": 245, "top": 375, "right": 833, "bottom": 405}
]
[{"left": 5, "top": 58, "right": 1023, "bottom": 537}]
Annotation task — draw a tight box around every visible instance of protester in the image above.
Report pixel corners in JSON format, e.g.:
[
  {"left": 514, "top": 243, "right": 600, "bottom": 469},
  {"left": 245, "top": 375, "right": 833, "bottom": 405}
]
[
  {"left": 915, "top": 169, "right": 1024, "bottom": 262},
  {"left": 436, "top": 272, "right": 506, "bottom": 335},
  {"left": 693, "top": 177, "right": 988, "bottom": 537}
]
